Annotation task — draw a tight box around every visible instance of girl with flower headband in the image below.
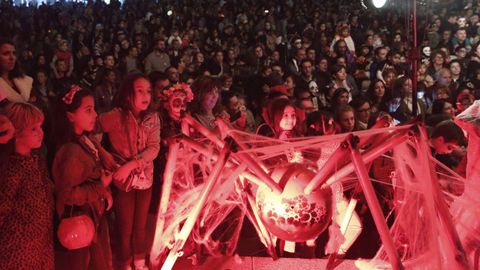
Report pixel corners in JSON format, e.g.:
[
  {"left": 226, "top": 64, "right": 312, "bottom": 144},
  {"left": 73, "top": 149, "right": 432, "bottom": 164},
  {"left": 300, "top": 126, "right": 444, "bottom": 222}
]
[
  {"left": 97, "top": 73, "right": 160, "bottom": 270},
  {"left": 151, "top": 83, "right": 193, "bottom": 213},
  {"left": 52, "top": 86, "right": 116, "bottom": 269}
]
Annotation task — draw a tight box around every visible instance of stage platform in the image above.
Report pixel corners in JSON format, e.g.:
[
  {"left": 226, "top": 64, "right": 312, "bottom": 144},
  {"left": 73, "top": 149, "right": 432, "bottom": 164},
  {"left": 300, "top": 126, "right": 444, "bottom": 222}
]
[{"left": 173, "top": 256, "right": 358, "bottom": 270}]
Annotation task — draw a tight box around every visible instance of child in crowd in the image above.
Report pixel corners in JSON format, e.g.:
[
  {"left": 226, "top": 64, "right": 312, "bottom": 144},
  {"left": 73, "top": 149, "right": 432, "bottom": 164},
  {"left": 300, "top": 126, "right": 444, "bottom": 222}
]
[
  {"left": 51, "top": 39, "right": 73, "bottom": 79},
  {"left": 98, "top": 73, "right": 160, "bottom": 270},
  {"left": 52, "top": 86, "right": 115, "bottom": 270},
  {"left": 257, "top": 98, "right": 303, "bottom": 140},
  {"left": 0, "top": 102, "right": 54, "bottom": 269}
]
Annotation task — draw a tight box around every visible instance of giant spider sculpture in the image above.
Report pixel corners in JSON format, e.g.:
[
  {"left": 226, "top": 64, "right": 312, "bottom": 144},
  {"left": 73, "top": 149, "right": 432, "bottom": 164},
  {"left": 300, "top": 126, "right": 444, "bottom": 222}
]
[{"left": 149, "top": 109, "right": 479, "bottom": 270}]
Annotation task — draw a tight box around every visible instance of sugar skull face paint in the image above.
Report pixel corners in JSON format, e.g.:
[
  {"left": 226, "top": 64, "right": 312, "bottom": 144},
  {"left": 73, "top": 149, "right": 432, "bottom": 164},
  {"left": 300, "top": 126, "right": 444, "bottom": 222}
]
[{"left": 167, "top": 91, "right": 188, "bottom": 120}]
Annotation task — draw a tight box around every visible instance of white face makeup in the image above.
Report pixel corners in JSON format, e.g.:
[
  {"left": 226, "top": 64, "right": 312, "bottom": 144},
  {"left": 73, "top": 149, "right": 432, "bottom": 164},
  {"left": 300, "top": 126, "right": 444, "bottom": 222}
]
[
  {"left": 167, "top": 91, "right": 188, "bottom": 120},
  {"left": 422, "top": 46, "right": 431, "bottom": 57}
]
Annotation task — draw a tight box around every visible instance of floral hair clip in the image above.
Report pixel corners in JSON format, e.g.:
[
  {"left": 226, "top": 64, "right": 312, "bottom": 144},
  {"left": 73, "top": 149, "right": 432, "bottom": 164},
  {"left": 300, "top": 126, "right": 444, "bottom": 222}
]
[
  {"left": 62, "top": 85, "right": 81, "bottom": 105},
  {"left": 160, "top": 83, "right": 194, "bottom": 102}
]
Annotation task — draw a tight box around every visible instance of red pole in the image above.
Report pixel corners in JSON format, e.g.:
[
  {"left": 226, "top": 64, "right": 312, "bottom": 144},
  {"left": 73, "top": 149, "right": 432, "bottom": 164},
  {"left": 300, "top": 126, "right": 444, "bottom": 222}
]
[{"left": 411, "top": 0, "right": 419, "bottom": 116}]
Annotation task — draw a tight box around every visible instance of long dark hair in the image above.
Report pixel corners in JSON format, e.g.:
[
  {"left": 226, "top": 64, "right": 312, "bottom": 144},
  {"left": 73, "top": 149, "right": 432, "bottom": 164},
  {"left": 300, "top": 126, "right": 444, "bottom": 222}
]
[
  {"left": 367, "top": 79, "right": 391, "bottom": 111},
  {"left": 189, "top": 75, "right": 222, "bottom": 115},
  {"left": 54, "top": 88, "right": 94, "bottom": 146},
  {"left": 269, "top": 98, "right": 302, "bottom": 138},
  {"left": 393, "top": 76, "right": 412, "bottom": 98},
  {"left": 330, "top": 64, "right": 346, "bottom": 80},
  {"left": 0, "top": 38, "right": 24, "bottom": 79},
  {"left": 114, "top": 72, "right": 151, "bottom": 117},
  {"left": 331, "top": 88, "right": 349, "bottom": 108}
]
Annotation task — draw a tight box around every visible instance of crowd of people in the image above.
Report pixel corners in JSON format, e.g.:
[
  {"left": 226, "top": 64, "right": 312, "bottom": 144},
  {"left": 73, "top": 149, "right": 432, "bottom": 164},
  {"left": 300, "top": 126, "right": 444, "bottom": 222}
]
[{"left": 0, "top": 0, "right": 478, "bottom": 269}]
